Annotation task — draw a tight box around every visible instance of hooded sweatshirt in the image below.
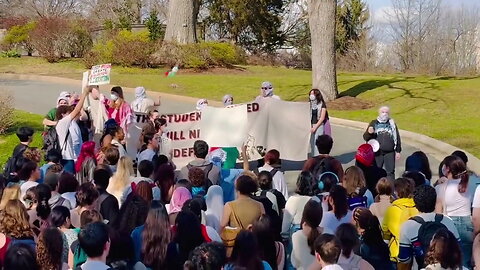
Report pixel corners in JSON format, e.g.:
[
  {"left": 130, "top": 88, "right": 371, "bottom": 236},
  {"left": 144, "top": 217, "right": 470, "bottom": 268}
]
[
  {"left": 180, "top": 160, "right": 220, "bottom": 185},
  {"left": 381, "top": 197, "right": 418, "bottom": 261}
]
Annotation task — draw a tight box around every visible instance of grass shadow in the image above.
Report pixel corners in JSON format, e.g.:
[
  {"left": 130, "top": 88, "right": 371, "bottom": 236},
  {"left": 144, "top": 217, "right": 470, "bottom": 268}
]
[{"left": 339, "top": 78, "right": 405, "bottom": 97}]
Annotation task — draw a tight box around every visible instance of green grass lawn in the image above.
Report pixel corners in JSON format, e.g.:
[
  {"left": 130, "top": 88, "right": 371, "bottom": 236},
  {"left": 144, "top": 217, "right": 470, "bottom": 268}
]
[
  {"left": 0, "top": 110, "right": 44, "bottom": 168},
  {"left": 1, "top": 57, "right": 480, "bottom": 157}
]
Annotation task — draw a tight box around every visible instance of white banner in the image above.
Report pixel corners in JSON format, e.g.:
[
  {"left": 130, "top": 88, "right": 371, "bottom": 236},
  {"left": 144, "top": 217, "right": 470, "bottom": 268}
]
[
  {"left": 200, "top": 105, "right": 248, "bottom": 148},
  {"left": 126, "top": 99, "right": 310, "bottom": 168}
]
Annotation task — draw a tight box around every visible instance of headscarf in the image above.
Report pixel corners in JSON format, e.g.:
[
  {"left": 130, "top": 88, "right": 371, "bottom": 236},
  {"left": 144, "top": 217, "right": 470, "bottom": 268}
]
[
  {"left": 75, "top": 141, "right": 96, "bottom": 173},
  {"left": 56, "top": 91, "right": 70, "bottom": 107},
  {"left": 131, "top": 86, "right": 147, "bottom": 112},
  {"left": 261, "top": 81, "right": 274, "bottom": 97},
  {"left": 377, "top": 106, "right": 390, "bottom": 123},
  {"left": 205, "top": 185, "right": 224, "bottom": 232},
  {"left": 196, "top": 99, "right": 208, "bottom": 111},
  {"left": 168, "top": 187, "right": 192, "bottom": 214},
  {"left": 222, "top": 94, "right": 233, "bottom": 107}
]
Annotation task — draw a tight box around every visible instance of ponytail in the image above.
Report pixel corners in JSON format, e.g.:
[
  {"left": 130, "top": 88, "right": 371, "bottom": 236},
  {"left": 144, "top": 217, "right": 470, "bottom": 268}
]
[
  {"left": 36, "top": 198, "right": 51, "bottom": 220},
  {"left": 308, "top": 227, "right": 321, "bottom": 255},
  {"left": 457, "top": 171, "right": 469, "bottom": 193}
]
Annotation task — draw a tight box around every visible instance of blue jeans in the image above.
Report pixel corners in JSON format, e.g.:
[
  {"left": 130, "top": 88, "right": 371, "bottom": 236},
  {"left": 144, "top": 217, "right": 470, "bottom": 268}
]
[
  {"left": 61, "top": 159, "right": 75, "bottom": 175},
  {"left": 450, "top": 216, "right": 474, "bottom": 269},
  {"left": 310, "top": 124, "right": 324, "bottom": 157}
]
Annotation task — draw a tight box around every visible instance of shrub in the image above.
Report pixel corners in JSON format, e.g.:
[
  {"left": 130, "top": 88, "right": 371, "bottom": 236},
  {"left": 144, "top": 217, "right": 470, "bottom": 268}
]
[
  {"left": 84, "top": 30, "right": 154, "bottom": 68},
  {"left": 2, "top": 21, "right": 36, "bottom": 56},
  {"left": 152, "top": 42, "right": 246, "bottom": 69},
  {"left": 145, "top": 12, "right": 164, "bottom": 41},
  {"left": 0, "top": 91, "right": 14, "bottom": 134},
  {"left": 64, "top": 22, "right": 93, "bottom": 58},
  {"left": 30, "top": 17, "right": 68, "bottom": 62},
  {"left": 0, "top": 49, "right": 21, "bottom": 58}
]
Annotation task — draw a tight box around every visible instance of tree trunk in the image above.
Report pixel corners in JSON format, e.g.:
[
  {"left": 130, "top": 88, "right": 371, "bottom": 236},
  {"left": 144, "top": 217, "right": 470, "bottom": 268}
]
[
  {"left": 308, "top": 0, "right": 338, "bottom": 101},
  {"left": 164, "top": 0, "right": 197, "bottom": 44}
]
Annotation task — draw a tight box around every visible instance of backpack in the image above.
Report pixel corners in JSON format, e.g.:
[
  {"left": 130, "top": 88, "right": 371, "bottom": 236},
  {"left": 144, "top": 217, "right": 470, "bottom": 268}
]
[
  {"left": 251, "top": 191, "right": 282, "bottom": 240},
  {"left": 311, "top": 156, "right": 336, "bottom": 180},
  {"left": 42, "top": 127, "right": 69, "bottom": 155},
  {"left": 410, "top": 214, "right": 448, "bottom": 268},
  {"left": 347, "top": 187, "right": 368, "bottom": 210},
  {"left": 2, "top": 145, "right": 27, "bottom": 181},
  {"left": 187, "top": 163, "right": 214, "bottom": 190}
]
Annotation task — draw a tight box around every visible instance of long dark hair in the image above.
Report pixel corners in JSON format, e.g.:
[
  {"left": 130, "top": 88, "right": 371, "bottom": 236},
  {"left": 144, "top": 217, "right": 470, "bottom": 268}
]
[
  {"left": 174, "top": 210, "right": 205, "bottom": 264},
  {"left": 309, "top": 89, "right": 324, "bottom": 104},
  {"left": 329, "top": 185, "right": 349, "bottom": 220},
  {"left": 295, "top": 171, "right": 314, "bottom": 196},
  {"left": 36, "top": 227, "right": 63, "bottom": 270},
  {"left": 425, "top": 229, "right": 462, "bottom": 269},
  {"left": 230, "top": 230, "right": 264, "bottom": 270},
  {"left": 141, "top": 204, "right": 170, "bottom": 269},
  {"left": 17, "top": 161, "right": 37, "bottom": 180},
  {"left": 335, "top": 223, "right": 359, "bottom": 258},
  {"left": 35, "top": 184, "right": 51, "bottom": 220},
  {"left": 443, "top": 155, "right": 469, "bottom": 193},
  {"left": 302, "top": 200, "right": 323, "bottom": 255},
  {"left": 112, "top": 194, "right": 149, "bottom": 234},
  {"left": 353, "top": 207, "right": 389, "bottom": 257},
  {"left": 153, "top": 164, "right": 175, "bottom": 204},
  {"left": 406, "top": 151, "right": 432, "bottom": 180},
  {"left": 251, "top": 215, "right": 277, "bottom": 270}
]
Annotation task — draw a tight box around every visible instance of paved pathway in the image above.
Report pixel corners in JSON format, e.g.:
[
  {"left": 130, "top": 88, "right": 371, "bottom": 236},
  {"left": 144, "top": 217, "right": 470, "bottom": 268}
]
[{"left": 0, "top": 78, "right": 441, "bottom": 192}]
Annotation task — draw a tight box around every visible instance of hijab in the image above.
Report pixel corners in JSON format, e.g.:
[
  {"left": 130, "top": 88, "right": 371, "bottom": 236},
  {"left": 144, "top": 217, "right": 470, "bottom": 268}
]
[
  {"left": 205, "top": 185, "right": 224, "bottom": 232},
  {"left": 196, "top": 99, "right": 208, "bottom": 111},
  {"left": 261, "top": 81, "right": 274, "bottom": 97},
  {"left": 222, "top": 94, "right": 233, "bottom": 107},
  {"left": 131, "top": 86, "right": 147, "bottom": 112},
  {"left": 168, "top": 187, "right": 192, "bottom": 214},
  {"left": 377, "top": 106, "right": 390, "bottom": 123}
]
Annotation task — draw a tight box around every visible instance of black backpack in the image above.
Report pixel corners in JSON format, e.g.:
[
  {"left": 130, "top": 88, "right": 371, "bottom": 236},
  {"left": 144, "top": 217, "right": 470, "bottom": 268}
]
[
  {"left": 410, "top": 214, "right": 448, "bottom": 268},
  {"left": 311, "top": 156, "right": 336, "bottom": 180},
  {"left": 187, "top": 163, "right": 214, "bottom": 190},
  {"left": 42, "top": 127, "right": 69, "bottom": 154},
  {"left": 2, "top": 145, "right": 27, "bottom": 181},
  {"left": 251, "top": 191, "right": 282, "bottom": 241}
]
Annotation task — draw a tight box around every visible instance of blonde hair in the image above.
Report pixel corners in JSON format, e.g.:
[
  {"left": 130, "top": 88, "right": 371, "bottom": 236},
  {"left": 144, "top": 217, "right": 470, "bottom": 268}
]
[
  {"left": 108, "top": 156, "right": 134, "bottom": 194},
  {"left": 343, "top": 166, "right": 366, "bottom": 195},
  {"left": 0, "top": 185, "right": 21, "bottom": 210},
  {"left": 0, "top": 199, "right": 33, "bottom": 238}
]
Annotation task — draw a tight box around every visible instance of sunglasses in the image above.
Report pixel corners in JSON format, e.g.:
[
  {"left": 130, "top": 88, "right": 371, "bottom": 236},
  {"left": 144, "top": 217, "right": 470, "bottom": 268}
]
[{"left": 261, "top": 87, "right": 272, "bottom": 90}]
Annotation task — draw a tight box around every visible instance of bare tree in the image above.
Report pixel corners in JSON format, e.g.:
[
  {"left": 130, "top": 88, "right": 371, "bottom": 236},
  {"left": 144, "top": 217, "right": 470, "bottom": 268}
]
[
  {"left": 164, "top": 0, "right": 197, "bottom": 44},
  {"left": 308, "top": 0, "right": 338, "bottom": 101}
]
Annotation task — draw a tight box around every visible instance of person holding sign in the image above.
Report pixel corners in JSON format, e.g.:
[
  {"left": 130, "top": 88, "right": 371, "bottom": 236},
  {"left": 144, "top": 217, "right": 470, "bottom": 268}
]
[
  {"left": 55, "top": 87, "right": 91, "bottom": 174},
  {"left": 255, "top": 81, "right": 281, "bottom": 101},
  {"left": 130, "top": 86, "right": 161, "bottom": 114},
  {"left": 102, "top": 86, "right": 133, "bottom": 132},
  {"left": 363, "top": 106, "right": 402, "bottom": 180}
]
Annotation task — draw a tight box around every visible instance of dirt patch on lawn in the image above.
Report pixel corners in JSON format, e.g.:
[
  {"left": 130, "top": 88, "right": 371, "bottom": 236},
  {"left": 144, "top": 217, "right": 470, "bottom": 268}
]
[{"left": 327, "top": 96, "right": 375, "bottom": 111}]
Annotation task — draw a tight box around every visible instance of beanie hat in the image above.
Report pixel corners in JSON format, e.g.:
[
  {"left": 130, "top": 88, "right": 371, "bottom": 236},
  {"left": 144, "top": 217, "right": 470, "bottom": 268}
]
[{"left": 355, "top": 144, "right": 374, "bottom": 166}]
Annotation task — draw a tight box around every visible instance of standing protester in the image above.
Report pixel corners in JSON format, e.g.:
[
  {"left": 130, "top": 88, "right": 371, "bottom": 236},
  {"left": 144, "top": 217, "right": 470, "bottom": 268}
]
[
  {"left": 196, "top": 99, "right": 209, "bottom": 111},
  {"left": 130, "top": 86, "right": 161, "bottom": 113},
  {"left": 77, "top": 222, "right": 111, "bottom": 270},
  {"left": 43, "top": 92, "right": 71, "bottom": 128},
  {"left": 258, "top": 149, "right": 289, "bottom": 200},
  {"left": 83, "top": 85, "right": 108, "bottom": 143},
  {"left": 355, "top": 143, "right": 387, "bottom": 197},
  {"left": 363, "top": 106, "right": 402, "bottom": 180},
  {"left": 75, "top": 141, "right": 97, "bottom": 184},
  {"left": 312, "top": 234, "right": 343, "bottom": 270},
  {"left": 256, "top": 81, "right": 281, "bottom": 101},
  {"left": 102, "top": 86, "right": 133, "bottom": 132},
  {"left": 303, "top": 135, "right": 344, "bottom": 181},
  {"left": 222, "top": 94, "right": 234, "bottom": 107},
  {"left": 180, "top": 140, "right": 221, "bottom": 185},
  {"left": 309, "top": 89, "right": 331, "bottom": 157},
  {"left": 3, "top": 127, "right": 34, "bottom": 182},
  {"left": 56, "top": 88, "right": 90, "bottom": 174}
]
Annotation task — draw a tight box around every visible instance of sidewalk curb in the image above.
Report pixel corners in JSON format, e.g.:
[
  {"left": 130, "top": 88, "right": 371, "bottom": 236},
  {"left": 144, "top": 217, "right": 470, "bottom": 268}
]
[
  {"left": 330, "top": 117, "right": 480, "bottom": 174},
  {"left": 3, "top": 73, "right": 479, "bottom": 173}
]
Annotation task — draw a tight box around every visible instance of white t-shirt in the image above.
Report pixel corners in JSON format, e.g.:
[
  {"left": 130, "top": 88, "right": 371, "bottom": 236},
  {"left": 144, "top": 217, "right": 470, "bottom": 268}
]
[
  {"left": 69, "top": 120, "right": 82, "bottom": 159},
  {"left": 281, "top": 195, "right": 311, "bottom": 235},
  {"left": 473, "top": 185, "right": 480, "bottom": 208},
  {"left": 291, "top": 230, "right": 315, "bottom": 270},
  {"left": 435, "top": 179, "right": 472, "bottom": 216},
  {"left": 320, "top": 210, "right": 353, "bottom": 234},
  {"left": 258, "top": 165, "right": 289, "bottom": 200},
  {"left": 56, "top": 115, "right": 76, "bottom": 160}
]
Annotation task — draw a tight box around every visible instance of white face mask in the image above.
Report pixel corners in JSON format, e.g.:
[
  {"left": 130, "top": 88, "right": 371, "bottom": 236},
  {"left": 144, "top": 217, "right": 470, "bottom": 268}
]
[
  {"left": 309, "top": 94, "right": 316, "bottom": 101},
  {"left": 111, "top": 94, "right": 119, "bottom": 101}
]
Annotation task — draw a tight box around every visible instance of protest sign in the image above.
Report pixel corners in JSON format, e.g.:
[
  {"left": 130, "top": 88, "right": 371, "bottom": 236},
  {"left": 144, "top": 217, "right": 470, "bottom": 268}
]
[
  {"left": 200, "top": 105, "right": 248, "bottom": 148},
  {"left": 88, "top": 64, "right": 111, "bottom": 85},
  {"left": 126, "top": 100, "right": 310, "bottom": 168}
]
